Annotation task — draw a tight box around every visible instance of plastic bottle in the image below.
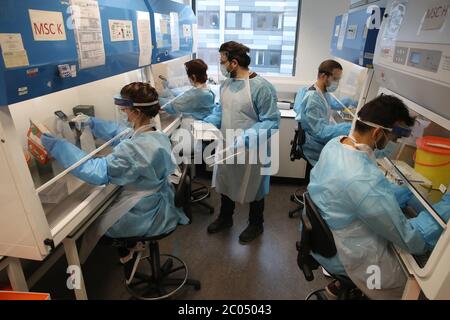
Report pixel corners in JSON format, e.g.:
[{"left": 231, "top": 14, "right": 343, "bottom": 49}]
[{"left": 80, "top": 125, "right": 96, "bottom": 153}]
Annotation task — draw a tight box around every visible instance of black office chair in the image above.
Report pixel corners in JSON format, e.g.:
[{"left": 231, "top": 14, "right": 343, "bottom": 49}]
[
  {"left": 297, "top": 192, "right": 363, "bottom": 300},
  {"left": 289, "top": 122, "right": 312, "bottom": 218},
  {"left": 113, "top": 164, "right": 201, "bottom": 300}
]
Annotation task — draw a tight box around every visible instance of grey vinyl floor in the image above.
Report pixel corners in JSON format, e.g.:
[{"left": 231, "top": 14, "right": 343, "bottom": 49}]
[{"left": 30, "top": 177, "right": 329, "bottom": 300}]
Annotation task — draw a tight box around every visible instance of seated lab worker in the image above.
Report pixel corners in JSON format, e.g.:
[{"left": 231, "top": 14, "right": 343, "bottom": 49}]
[
  {"left": 41, "top": 82, "right": 189, "bottom": 274},
  {"left": 306, "top": 95, "right": 450, "bottom": 300},
  {"left": 204, "top": 41, "right": 281, "bottom": 244},
  {"left": 162, "top": 59, "right": 215, "bottom": 120},
  {"left": 296, "top": 60, "right": 355, "bottom": 166},
  {"left": 161, "top": 59, "right": 216, "bottom": 157}
]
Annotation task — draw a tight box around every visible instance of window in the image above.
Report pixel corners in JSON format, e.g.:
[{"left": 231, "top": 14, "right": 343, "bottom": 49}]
[
  {"left": 198, "top": 11, "right": 220, "bottom": 29},
  {"left": 269, "top": 51, "right": 281, "bottom": 66},
  {"left": 209, "top": 13, "right": 219, "bottom": 28},
  {"left": 241, "top": 13, "right": 252, "bottom": 29},
  {"left": 256, "top": 14, "right": 267, "bottom": 29},
  {"left": 226, "top": 12, "right": 236, "bottom": 28},
  {"left": 256, "top": 51, "right": 264, "bottom": 66},
  {"left": 255, "top": 13, "right": 283, "bottom": 31},
  {"left": 196, "top": 0, "right": 302, "bottom": 76}
]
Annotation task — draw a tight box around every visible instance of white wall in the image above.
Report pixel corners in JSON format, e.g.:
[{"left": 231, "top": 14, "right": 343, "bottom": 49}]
[
  {"left": 269, "top": 0, "right": 349, "bottom": 94},
  {"left": 9, "top": 70, "right": 145, "bottom": 147}
]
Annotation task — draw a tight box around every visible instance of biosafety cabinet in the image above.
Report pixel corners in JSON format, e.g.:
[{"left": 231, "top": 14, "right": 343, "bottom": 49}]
[
  {"left": 372, "top": 0, "right": 450, "bottom": 299},
  {"left": 0, "top": 0, "right": 196, "bottom": 262}
]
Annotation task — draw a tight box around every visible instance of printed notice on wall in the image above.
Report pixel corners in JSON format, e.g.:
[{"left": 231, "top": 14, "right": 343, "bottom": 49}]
[
  {"left": 347, "top": 25, "right": 358, "bottom": 40},
  {"left": 109, "top": 19, "right": 134, "bottom": 42},
  {"left": 0, "top": 33, "right": 30, "bottom": 68},
  {"left": 170, "top": 12, "right": 180, "bottom": 52},
  {"left": 70, "top": 0, "right": 105, "bottom": 69},
  {"left": 192, "top": 24, "right": 198, "bottom": 53},
  {"left": 337, "top": 13, "right": 349, "bottom": 51},
  {"left": 183, "top": 24, "right": 192, "bottom": 38},
  {"left": 419, "top": 0, "right": 450, "bottom": 32},
  {"left": 137, "top": 11, "right": 152, "bottom": 67},
  {"left": 29, "top": 9, "right": 67, "bottom": 41},
  {"left": 154, "top": 13, "right": 170, "bottom": 48}
]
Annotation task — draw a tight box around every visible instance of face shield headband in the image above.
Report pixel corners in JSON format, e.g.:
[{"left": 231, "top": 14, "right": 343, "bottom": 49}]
[
  {"left": 114, "top": 95, "right": 159, "bottom": 109},
  {"left": 356, "top": 117, "right": 412, "bottom": 138}
]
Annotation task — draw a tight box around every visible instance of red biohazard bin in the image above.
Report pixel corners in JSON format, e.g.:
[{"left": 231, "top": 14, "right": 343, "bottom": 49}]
[{"left": 0, "top": 291, "right": 51, "bottom": 300}]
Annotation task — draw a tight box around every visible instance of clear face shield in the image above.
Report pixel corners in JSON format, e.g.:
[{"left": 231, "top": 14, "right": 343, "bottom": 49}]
[
  {"left": 113, "top": 95, "right": 159, "bottom": 131},
  {"left": 355, "top": 117, "right": 413, "bottom": 148}
]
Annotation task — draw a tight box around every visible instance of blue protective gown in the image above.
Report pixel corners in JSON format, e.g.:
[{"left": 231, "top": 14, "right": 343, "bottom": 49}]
[
  {"left": 42, "top": 118, "right": 189, "bottom": 238},
  {"left": 293, "top": 86, "right": 357, "bottom": 116},
  {"left": 306, "top": 137, "right": 449, "bottom": 299},
  {"left": 163, "top": 87, "right": 216, "bottom": 121},
  {"left": 295, "top": 86, "right": 352, "bottom": 165}
]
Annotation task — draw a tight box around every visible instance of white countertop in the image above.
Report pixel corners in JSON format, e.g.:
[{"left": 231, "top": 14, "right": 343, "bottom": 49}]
[{"left": 280, "top": 109, "right": 297, "bottom": 119}]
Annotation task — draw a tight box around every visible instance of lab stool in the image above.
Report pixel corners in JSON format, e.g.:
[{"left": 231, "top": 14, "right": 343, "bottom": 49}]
[
  {"left": 112, "top": 233, "right": 200, "bottom": 300},
  {"left": 191, "top": 180, "right": 214, "bottom": 214},
  {"left": 304, "top": 275, "right": 363, "bottom": 300},
  {"left": 115, "top": 163, "right": 200, "bottom": 300},
  {"left": 289, "top": 189, "right": 304, "bottom": 218},
  {"left": 188, "top": 153, "right": 214, "bottom": 215}
]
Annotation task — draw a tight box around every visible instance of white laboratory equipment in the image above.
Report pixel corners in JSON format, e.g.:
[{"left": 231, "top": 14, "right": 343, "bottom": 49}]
[{"left": 372, "top": 0, "right": 450, "bottom": 300}]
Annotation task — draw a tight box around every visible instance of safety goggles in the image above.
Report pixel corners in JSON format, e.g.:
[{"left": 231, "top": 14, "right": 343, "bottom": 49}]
[
  {"left": 113, "top": 95, "right": 159, "bottom": 109},
  {"left": 357, "top": 118, "right": 412, "bottom": 138}
]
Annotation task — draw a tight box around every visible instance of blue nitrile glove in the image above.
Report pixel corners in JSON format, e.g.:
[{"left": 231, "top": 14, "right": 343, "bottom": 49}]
[
  {"left": 41, "top": 133, "right": 60, "bottom": 152},
  {"left": 341, "top": 96, "right": 358, "bottom": 108}
]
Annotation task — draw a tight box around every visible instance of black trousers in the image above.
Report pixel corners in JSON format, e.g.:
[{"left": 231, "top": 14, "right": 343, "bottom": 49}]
[{"left": 219, "top": 194, "right": 265, "bottom": 226}]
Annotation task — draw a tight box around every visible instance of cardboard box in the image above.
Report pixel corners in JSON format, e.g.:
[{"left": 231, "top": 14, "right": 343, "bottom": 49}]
[{"left": 27, "top": 121, "right": 51, "bottom": 165}]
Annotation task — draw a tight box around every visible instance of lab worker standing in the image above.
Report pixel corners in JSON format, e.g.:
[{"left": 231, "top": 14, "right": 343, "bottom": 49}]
[
  {"left": 307, "top": 95, "right": 448, "bottom": 300},
  {"left": 296, "top": 60, "right": 354, "bottom": 166},
  {"left": 205, "top": 41, "right": 281, "bottom": 244},
  {"left": 41, "top": 83, "right": 189, "bottom": 277},
  {"left": 161, "top": 59, "right": 216, "bottom": 156}
]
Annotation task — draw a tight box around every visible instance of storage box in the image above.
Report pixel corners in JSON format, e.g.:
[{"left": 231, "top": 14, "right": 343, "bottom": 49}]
[{"left": 27, "top": 121, "right": 51, "bottom": 165}]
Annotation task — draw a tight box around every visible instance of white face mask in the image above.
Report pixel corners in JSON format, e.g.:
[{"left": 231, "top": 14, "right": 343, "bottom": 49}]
[
  {"left": 220, "top": 63, "right": 231, "bottom": 78},
  {"left": 118, "top": 109, "right": 132, "bottom": 128},
  {"left": 326, "top": 80, "right": 339, "bottom": 93},
  {"left": 349, "top": 137, "right": 377, "bottom": 161}
]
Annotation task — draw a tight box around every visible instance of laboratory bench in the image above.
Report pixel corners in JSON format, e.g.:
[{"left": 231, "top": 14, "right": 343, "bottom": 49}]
[{"left": 0, "top": 112, "right": 182, "bottom": 300}]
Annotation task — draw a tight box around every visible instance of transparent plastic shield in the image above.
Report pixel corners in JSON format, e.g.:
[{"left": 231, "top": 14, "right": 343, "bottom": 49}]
[
  {"left": 334, "top": 58, "right": 370, "bottom": 108},
  {"left": 377, "top": 106, "right": 450, "bottom": 206},
  {"left": 151, "top": 57, "right": 192, "bottom": 108}
]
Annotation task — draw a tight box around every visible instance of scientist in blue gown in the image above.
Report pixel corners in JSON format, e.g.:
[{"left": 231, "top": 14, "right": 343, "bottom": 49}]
[
  {"left": 305, "top": 95, "right": 450, "bottom": 300},
  {"left": 41, "top": 82, "right": 189, "bottom": 270},
  {"left": 159, "top": 59, "right": 216, "bottom": 157},
  {"left": 161, "top": 59, "right": 215, "bottom": 120},
  {"left": 204, "top": 41, "right": 281, "bottom": 244},
  {"left": 294, "top": 60, "right": 357, "bottom": 166}
]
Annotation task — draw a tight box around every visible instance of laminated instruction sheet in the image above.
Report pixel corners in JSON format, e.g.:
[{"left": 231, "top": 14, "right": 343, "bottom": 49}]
[
  {"left": 154, "top": 13, "right": 170, "bottom": 48},
  {"left": 70, "top": 0, "right": 105, "bottom": 69},
  {"left": 137, "top": 11, "right": 152, "bottom": 67},
  {"left": 0, "top": 33, "right": 30, "bottom": 68},
  {"left": 170, "top": 12, "right": 180, "bottom": 52}
]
